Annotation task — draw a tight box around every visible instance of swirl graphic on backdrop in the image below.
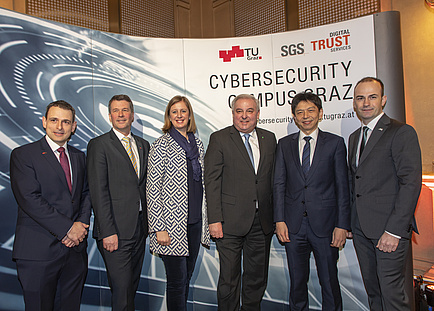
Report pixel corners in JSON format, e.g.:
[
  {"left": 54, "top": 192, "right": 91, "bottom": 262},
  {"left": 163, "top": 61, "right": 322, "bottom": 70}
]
[{"left": 0, "top": 9, "right": 224, "bottom": 310}]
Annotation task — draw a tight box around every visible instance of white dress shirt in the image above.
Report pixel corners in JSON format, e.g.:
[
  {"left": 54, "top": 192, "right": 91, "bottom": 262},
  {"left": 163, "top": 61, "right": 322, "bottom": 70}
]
[
  {"left": 239, "top": 129, "right": 260, "bottom": 174},
  {"left": 298, "top": 128, "right": 319, "bottom": 166},
  {"left": 45, "top": 135, "right": 73, "bottom": 185}
]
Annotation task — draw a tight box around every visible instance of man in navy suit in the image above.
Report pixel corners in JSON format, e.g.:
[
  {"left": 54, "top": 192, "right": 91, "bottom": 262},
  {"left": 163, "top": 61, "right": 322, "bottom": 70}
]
[
  {"left": 10, "top": 100, "right": 91, "bottom": 311},
  {"left": 274, "top": 92, "right": 350, "bottom": 310}
]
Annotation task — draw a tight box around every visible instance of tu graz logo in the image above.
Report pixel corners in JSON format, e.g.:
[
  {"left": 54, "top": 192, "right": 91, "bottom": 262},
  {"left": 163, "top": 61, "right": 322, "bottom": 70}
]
[{"left": 219, "top": 45, "right": 262, "bottom": 62}]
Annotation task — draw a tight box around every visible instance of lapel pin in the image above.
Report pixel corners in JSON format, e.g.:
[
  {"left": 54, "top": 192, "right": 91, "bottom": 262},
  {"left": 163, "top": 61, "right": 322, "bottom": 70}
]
[
  {"left": 42, "top": 152, "right": 47, "bottom": 154},
  {"left": 379, "top": 128, "right": 383, "bottom": 131}
]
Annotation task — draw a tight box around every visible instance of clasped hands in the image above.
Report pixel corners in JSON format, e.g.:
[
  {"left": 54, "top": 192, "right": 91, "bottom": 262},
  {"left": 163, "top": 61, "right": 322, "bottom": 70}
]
[{"left": 62, "top": 221, "right": 89, "bottom": 248}]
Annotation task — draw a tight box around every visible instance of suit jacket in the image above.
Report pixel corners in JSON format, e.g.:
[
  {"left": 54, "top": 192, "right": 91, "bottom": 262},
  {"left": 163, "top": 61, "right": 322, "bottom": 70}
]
[
  {"left": 348, "top": 114, "right": 422, "bottom": 239},
  {"left": 205, "top": 125, "right": 276, "bottom": 236},
  {"left": 147, "top": 133, "right": 210, "bottom": 256},
  {"left": 10, "top": 137, "right": 91, "bottom": 260},
  {"left": 274, "top": 130, "right": 350, "bottom": 238},
  {"left": 87, "top": 129, "right": 149, "bottom": 240}
]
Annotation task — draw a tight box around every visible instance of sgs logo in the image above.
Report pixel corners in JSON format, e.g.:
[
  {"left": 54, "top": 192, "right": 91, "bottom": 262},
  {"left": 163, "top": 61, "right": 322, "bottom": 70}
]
[{"left": 280, "top": 43, "right": 304, "bottom": 57}]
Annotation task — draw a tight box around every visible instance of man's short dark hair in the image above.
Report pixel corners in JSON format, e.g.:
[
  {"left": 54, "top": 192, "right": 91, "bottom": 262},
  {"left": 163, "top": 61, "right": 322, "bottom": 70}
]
[
  {"left": 45, "top": 100, "right": 76, "bottom": 122},
  {"left": 354, "top": 77, "right": 384, "bottom": 97},
  {"left": 291, "top": 92, "right": 322, "bottom": 115},
  {"left": 108, "top": 94, "right": 134, "bottom": 113}
]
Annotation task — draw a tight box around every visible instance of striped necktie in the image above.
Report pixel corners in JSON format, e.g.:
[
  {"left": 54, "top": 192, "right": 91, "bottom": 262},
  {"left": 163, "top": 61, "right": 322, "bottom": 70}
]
[
  {"left": 302, "top": 136, "right": 312, "bottom": 177},
  {"left": 243, "top": 133, "right": 254, "bottom": 166},
  {"left": 122, "top": 136, "right": 138, "bottom": 177}
]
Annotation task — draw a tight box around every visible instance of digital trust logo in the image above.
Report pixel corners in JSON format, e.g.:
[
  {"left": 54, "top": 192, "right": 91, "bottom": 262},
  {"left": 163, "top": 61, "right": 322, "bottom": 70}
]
[{"left": 310, "top": 29, "right": 351, "bottom": 53}]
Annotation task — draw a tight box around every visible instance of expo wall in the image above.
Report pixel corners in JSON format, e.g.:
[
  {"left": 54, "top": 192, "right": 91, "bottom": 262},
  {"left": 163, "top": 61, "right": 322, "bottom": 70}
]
[{"left": 0, "top": 7, "right": 405, "bottom": 310}]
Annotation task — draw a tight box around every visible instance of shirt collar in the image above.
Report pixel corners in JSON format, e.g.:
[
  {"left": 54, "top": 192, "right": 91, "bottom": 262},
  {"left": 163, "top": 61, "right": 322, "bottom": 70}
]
[
  {"left": 363, "top": 112, "right": 384, "bottom": 131},
  {"left": 239, "top": 129, "right": 257, "bottom": 139},
  {"left": 45, "top": 135, "right": 68, "bottom": 153},
  {"left": 112, "top": 128, "right": 132, "bottom": 141},
  {"left": 299, "top": 127, "right": 319, "bottom": 142}
]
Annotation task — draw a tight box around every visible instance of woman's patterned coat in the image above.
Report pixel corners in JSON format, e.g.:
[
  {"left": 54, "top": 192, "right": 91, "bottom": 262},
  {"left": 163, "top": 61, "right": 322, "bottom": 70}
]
[{"left": 147, "top": 133, "right": 210, "bottom": 256}]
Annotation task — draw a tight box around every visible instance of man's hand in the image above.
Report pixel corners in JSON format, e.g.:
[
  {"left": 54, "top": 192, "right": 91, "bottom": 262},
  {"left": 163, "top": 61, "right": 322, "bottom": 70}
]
[
  {"left": 103, "top": 234, "right": 118, "bottom": 252},
  {"left": 156, "top": 231, "right": 171, "bottom": 246},
  {"left": 62, "top": 236, "right": 75, "bottom": 248},
  {"left": 209, "top": 222, "right": 223, "bottom": 239},
  {"left": 276, "top": 222, "right": 290, "bottom": 243},
  {"left": 66, "top": 221, "right": 89, "bottom": 246},
  {"left": 331, "top": 227, "right": 347, "bottom": 248},
  {"left": 376, "top": 232, "right": 400, "bottom": 253}
]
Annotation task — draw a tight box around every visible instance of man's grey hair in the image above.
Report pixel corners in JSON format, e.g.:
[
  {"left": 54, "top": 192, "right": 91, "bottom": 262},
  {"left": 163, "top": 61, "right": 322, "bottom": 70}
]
[{"left": 231, "top": 94, "right": 260, "bottom": 112}]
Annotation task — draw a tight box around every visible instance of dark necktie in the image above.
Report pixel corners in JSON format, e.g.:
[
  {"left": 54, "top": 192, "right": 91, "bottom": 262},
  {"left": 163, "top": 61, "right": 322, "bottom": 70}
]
[
  {"left": 243, "top": 133, "right": 254, "bottom": 167},
  {"left": 359, "top": 126, "right": 369, "bottom": 161},
  {"left": 302, "top": 136, "right": 312, "bottom": 177},
  {"left": 58, "top": 147, "right": 72, "bottom": 193}
]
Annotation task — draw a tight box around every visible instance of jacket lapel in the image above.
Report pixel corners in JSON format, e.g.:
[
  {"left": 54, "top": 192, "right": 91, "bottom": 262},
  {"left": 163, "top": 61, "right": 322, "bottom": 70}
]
[
  {"left": 307, "top": 130, "right": 325, "bottom": 180},
  {"left": 132, "top": 133, "right": 148, "bottom": 182},
  {"left": 69, "top": 147, "right": 79, "bottom": 196},
  {"left": 290, "top": 132, "right": 304, "bottom": 180},
  {"left": 359, "top": 114, "right": 390, "bottom": 166},
  {"left": 230, "top": 126, "right": 255, "bottom": 173},
  {"left": 109, "top": 130, "right": 138, "bottom": 178},
  {"left": 349, "top": 128, "right": 360, "bottom": 172},
  {"left": 40, "top": 138, "right": 70, "bottom": 193},
  {"left": 256, "top": 128, "right": 266, "bottom": 174}
]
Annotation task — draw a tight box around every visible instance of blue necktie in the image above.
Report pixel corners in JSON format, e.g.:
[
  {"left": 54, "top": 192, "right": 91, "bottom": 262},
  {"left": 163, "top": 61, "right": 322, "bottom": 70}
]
[
  {"left": 243, "top": 134, "right": 254, "bottom": 166},
  {"left": 302, "top": 136, "right": 312, "bottom": 177}
]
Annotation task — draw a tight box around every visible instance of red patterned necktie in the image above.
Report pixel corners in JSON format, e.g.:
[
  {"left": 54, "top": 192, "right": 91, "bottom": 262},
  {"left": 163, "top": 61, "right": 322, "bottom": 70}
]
[{"left": 58, "top": 147, "right": 72, "bottom": 193}]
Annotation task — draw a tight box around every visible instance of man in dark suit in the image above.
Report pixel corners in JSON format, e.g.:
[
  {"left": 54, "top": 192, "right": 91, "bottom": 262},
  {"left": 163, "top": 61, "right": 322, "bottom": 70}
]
[
  {"left": 10, "top": 100, "right": 91, "bottom": 311},
  {"left": 274, "top": 92, "right": 350, "bottom": 310},
  {"left": 205, "top": 94, "right": 276, "bottom": 311},
  {"left": 87, "top": 94, "right": 149, "bottom": 311},
  {"left": 348, "top": 77, "right": 421, "bottom": 310}
]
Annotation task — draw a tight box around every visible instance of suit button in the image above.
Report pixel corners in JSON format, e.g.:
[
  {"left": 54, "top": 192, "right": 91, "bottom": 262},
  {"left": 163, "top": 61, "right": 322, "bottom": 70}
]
[
  {"left": 304, "top": 186, "right": 308, "bottom": 189},
  {"left": 356, "top": 176, "right": 361, "bottom": 179},
  {"left": 301, "top": 201, "right": 305, "bottom": 204},
  {"left": 255, "top": 180, "right": 258, "bottom": 184},
  {"left": 356, "top": 194, "right": 361, "bottom": 197},
  {"left": 71, "top": 200, "right": 74, "bottom": 203},
  {"left": 303, "top": 211, "right": 308, "bottom": 217}
]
